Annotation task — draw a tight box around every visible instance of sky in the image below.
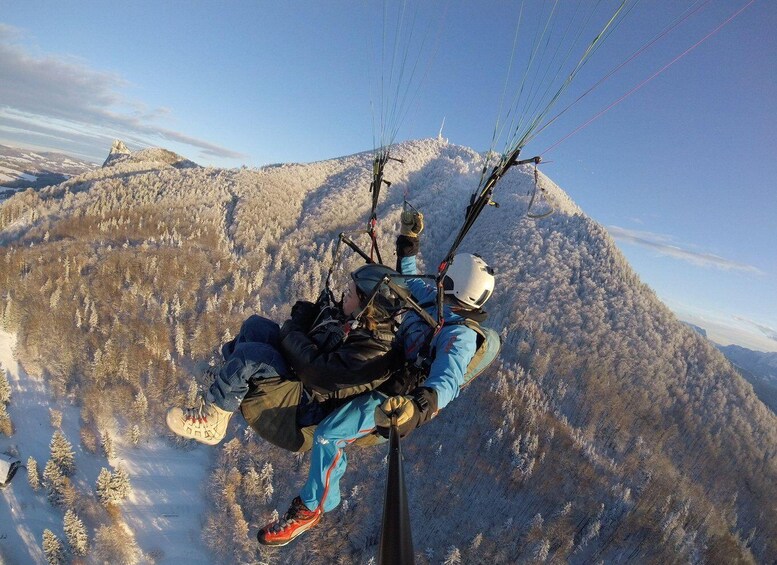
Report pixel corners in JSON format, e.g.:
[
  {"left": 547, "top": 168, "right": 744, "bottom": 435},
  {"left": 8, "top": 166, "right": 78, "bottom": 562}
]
[{"left": 0, "top": 0, "right": 775, "bottom": 351}]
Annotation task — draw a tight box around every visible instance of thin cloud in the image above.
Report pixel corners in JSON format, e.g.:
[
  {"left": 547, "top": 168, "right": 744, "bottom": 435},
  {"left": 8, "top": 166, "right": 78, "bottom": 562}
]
[
  {"left": 732, "top": 316, "right": 777, "bottom": 342},
  {"left": 607, "top": 225, "right": 764, "bottom": 275},
  {"left": 0, "top": 26, "right": 246, "bottom": 162}
]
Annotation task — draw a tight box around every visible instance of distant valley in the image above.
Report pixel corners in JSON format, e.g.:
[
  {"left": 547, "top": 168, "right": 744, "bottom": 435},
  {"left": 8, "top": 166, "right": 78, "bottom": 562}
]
[{"left": 0, "top": 144, "right": 97, "bottom": 198}]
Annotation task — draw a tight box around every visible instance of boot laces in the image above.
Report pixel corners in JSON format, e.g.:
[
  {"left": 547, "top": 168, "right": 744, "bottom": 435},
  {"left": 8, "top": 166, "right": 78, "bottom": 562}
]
[
  {"left": 268, "top": 499, "right": 313, "bottom": 533},
  {"left": 183, "top": 396, "right": 211, "bottom": 424}
]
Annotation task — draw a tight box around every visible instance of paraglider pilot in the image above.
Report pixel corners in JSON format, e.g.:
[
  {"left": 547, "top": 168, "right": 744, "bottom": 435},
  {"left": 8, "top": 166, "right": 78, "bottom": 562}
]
[{"left": 256, "top": 210, "right": 496, "bottom": 546}]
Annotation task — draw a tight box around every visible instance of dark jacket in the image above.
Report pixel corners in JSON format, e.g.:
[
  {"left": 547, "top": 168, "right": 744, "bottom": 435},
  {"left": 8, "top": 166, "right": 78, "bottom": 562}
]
[{"left": 280, "top": 311, "right": 400, "bottom": 401}]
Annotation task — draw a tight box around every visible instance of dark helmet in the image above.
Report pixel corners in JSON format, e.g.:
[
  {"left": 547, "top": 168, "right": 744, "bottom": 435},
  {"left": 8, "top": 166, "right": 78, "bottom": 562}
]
[{"left": 350, "top": 264, "right": 406, "bottom": 320}]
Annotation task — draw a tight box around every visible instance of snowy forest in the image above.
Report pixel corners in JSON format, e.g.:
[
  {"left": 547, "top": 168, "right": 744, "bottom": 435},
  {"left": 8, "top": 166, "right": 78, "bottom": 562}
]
[{"left": 1, "top": 138, "right": 775, "bottom": 563}]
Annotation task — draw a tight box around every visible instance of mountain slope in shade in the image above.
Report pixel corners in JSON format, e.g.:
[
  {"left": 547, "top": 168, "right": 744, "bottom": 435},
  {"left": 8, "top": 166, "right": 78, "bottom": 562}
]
[
  {"left": 0, "top": 138, "right": 774, "bottom": 563},
  {"left": 719, "top": 344, "right": 777, "bottom": 414}
]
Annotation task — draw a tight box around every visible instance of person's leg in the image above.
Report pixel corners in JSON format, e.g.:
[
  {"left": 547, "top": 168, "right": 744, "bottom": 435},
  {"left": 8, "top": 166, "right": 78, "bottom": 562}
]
[
  {"left": 221, "top": 314, "right": 282, "bottom": 359},
  {"left": 208, "top": 341, "right": 288, "bottom": 412},
  {"left": 167, "top": 315, "right": 288, "bottom": 444},
  {"left": 257, "top": 391, "right": 384, "bottom": 546},
  {"left": 300, "top": 391, "right": 384, "bottom": 513}
]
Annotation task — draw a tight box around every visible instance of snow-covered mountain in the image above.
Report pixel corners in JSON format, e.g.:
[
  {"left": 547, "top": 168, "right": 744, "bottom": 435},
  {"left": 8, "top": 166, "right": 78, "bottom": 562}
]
[
  {"left": 0, "top": 138, "right": 775, "bottom": 563},
  {"left": 102, "top": 139, "right": 197, "bottom": 169},
  {"left": 0, "top": 144, "right": 97, "bottom": 198}
]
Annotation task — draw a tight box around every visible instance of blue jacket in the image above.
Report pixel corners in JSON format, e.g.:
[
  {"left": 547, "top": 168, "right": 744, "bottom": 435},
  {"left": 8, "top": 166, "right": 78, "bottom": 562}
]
[{"left": 397, "top": 255, "right": 478, "bottom": 410}]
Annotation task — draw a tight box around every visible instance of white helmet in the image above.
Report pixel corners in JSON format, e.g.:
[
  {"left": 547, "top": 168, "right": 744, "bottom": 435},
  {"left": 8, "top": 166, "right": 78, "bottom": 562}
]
[{"left": 443, "top": 253, "right": 495, "bottom": 309}]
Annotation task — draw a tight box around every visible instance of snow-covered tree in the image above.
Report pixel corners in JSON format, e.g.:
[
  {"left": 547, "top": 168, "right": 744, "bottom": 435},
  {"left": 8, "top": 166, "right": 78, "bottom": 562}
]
[
  {"left": 469, "top": 533, "right": 483, "bottom": 552},
  {"left": 42, "top": 529, "right": 63, "bottom": 565},
  {"left": 260, "top": 461, "right": 274, "bottom": 504},
  {"left": 80, "top": 425, "right": 98, "bottom": 454},
  {"left": 63, "top": 509, "right": 88, "bottom": 556},
  {"left": 129, "top": 424, "right": 141, "bottom": 446},
  {"left": 185, "top": 378, "right": 199, "bottom": 408},
  {"left": 96, "top": 467, "right": 114, "bottom": 506},
  {"left": 242, "top": 465, "right": 262, "bottom": 506},
  {"left": 175, "top": 322, "right": 185, "bottom": 357},
  {"left": 49, "top": 430, "right": 75, "bottom": 475},
  {"left": 0, "top": 367, "right": 10, "bottom": 404},
  {"left": 111, "top": 467, "right": 132, "bottom": 501},
  {"left": 0, "top": 402, "right": 12, "bottom": 436},
  {"left": 131, "top": 390, "right": 148, "bottom": 421},
  {"left": 532, "top": 539, "right": 550, "bottom": 562},
  {"left": 43, "top": 459, "right": 66, "bottom": 506},
  {"left": 94, "top": 523, "right": 140, "bottom": 565},
  {"left": 27, "top": 456, "right": 40, "bottom": 490},
  {"left": 443, "top": 546, "right": 462, "bottom": 565},
  {"left": 49, "top": 409, "right": 62, "bottom": 429},
  {"left": 88, "top": 307, "right": 98, "bottom": 331},
  {"left": 96, "top": 466, "right": 131, "bottom": 506},
  {"left": 101, "top": 430, "right": 115, "bottom": 459}
]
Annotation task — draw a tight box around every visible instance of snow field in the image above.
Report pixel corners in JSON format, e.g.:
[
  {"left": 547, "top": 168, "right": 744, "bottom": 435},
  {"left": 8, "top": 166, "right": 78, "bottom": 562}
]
[{"left": 0, "top": 330, "right": 213, "bottom": 563}]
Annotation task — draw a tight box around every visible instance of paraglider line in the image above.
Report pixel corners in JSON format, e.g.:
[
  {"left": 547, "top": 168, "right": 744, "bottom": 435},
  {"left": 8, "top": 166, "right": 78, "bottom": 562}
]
[{"left": 541, "top": 0, "right": 756, "bottom": 157}]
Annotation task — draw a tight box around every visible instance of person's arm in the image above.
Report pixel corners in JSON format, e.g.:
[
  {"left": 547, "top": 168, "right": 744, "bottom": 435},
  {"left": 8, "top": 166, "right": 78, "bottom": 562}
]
[
  {"left": 396, "top": 208, "right": 431, "bottom": 298},
  {"left": 375, "top": 324, "right": 477, "bottom": 438},
  {"left": 396, "top": 235, "right": 419, "bottom": 276},
  {"left": 280, "top": 330, "right": 397, "bottom": 396},
  {"left": 422, "top": 324, "right": 477, "bottom": 410}
]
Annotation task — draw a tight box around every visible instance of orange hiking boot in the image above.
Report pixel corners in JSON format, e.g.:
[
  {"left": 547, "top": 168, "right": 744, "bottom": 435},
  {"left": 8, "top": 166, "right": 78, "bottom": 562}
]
[{"left": 257, "top": 497, "right": 322, "bottom": 546}]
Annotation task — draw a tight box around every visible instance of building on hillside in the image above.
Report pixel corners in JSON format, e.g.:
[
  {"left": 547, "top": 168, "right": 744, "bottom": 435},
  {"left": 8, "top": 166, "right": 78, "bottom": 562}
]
[{"left": 0, "top": 453, "right": 21, "bottom": 488}]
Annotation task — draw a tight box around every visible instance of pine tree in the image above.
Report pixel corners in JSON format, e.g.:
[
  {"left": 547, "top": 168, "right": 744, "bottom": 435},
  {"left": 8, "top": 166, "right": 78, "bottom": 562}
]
[
  {"left": 49, "top": 409, "right": 62, "bottom": 429},
  {"left": 185, "top": 378, "right": 199, "bottom": 408},
  {"left": 131, "top": 390, "right": 148, "bottom": 422},
  {"left": 27, "top": 456, "right": 40, "bottom": 490},
  {"left": 101, "top": 430, "right": 114, "bottom": 459},
  {"left": 63, "top": 509, "right": 89, "bottom": 556},
  {"left": 94, "top": 523, "right": 140, "bottom": 565},
  {"left": 59, "top": 476, "right": 77, "bottom": 509},
  {"left": 469, "top": 533, "right": 483, "bottom": 552},
  {"left": 42, "top": 529, "right": 64, "bottom": 565},
  {"left": 443, "top": 546, "right": 462, "bottom": 565},
  {"left": 230, "top": 503, "right": 250, "bottom": 555},
  {"left": 110, "top": 467, "right": 132, "bottom": 501},
  {"left": 175, "top": 322, "right": 185, "bottom": 357},
  {"left": 96, "top": 467, "right": 131, "bottom": 506},
  {"left": 260, "top": 461, "right": 274, "bottom": 504},
  {"left": 242, "top": 466, "right": 262, "bottom": 505},
  {"left": 532, "top": 539, "right": 550, "bottom": 562},
  {"left": 49, "top": 430, "right": 75, "bottom": 475},
  {"left": 0, "top": 402, "right": 12, "bottom": 436},
  {"left": 129, "top": 424, "right": 141, "bottom": 446},
  {"left": 96, "top": 467, "right": 114, "bottom": 506},
  {"left": 43, "top": 459, "right": 65, "bottom": 506},
  {"left": 80, "top": 425, "right": 98, "bottom": 454},
  {"left": 88, "top": 308, "right": 98, "bottom": 331},
  {"left": 0, "top": 368, "right": 10, "bottom": 404}
]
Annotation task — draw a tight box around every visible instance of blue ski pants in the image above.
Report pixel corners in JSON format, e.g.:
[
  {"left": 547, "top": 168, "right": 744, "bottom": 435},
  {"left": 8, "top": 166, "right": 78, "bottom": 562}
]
[
  {"left": 209, "top": 315, "right": 289, "bottom": 412},
  {"left": 300, "top": 391, "right": 386, "bottom": 513}
]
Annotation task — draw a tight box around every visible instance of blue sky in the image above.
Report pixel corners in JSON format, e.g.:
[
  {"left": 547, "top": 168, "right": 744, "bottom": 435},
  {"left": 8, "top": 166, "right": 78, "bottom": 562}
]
[{"left": 1, "top": 0, "right": 775, "bottom": 351}]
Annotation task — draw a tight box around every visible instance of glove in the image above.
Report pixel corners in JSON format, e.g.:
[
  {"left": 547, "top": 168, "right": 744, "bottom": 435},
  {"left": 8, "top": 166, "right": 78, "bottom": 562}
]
[
  {"left": 290, "top": 301, "right": 319, "bottom": 328},
  {"left": 400, "top": 209, "right": 424, "bottom": 238},
  {"left": 375, "top": 395, "right": 420, "bottom": 439},
  {"left": 280, "top": 301, "right": 319, "bottom": 340}
]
